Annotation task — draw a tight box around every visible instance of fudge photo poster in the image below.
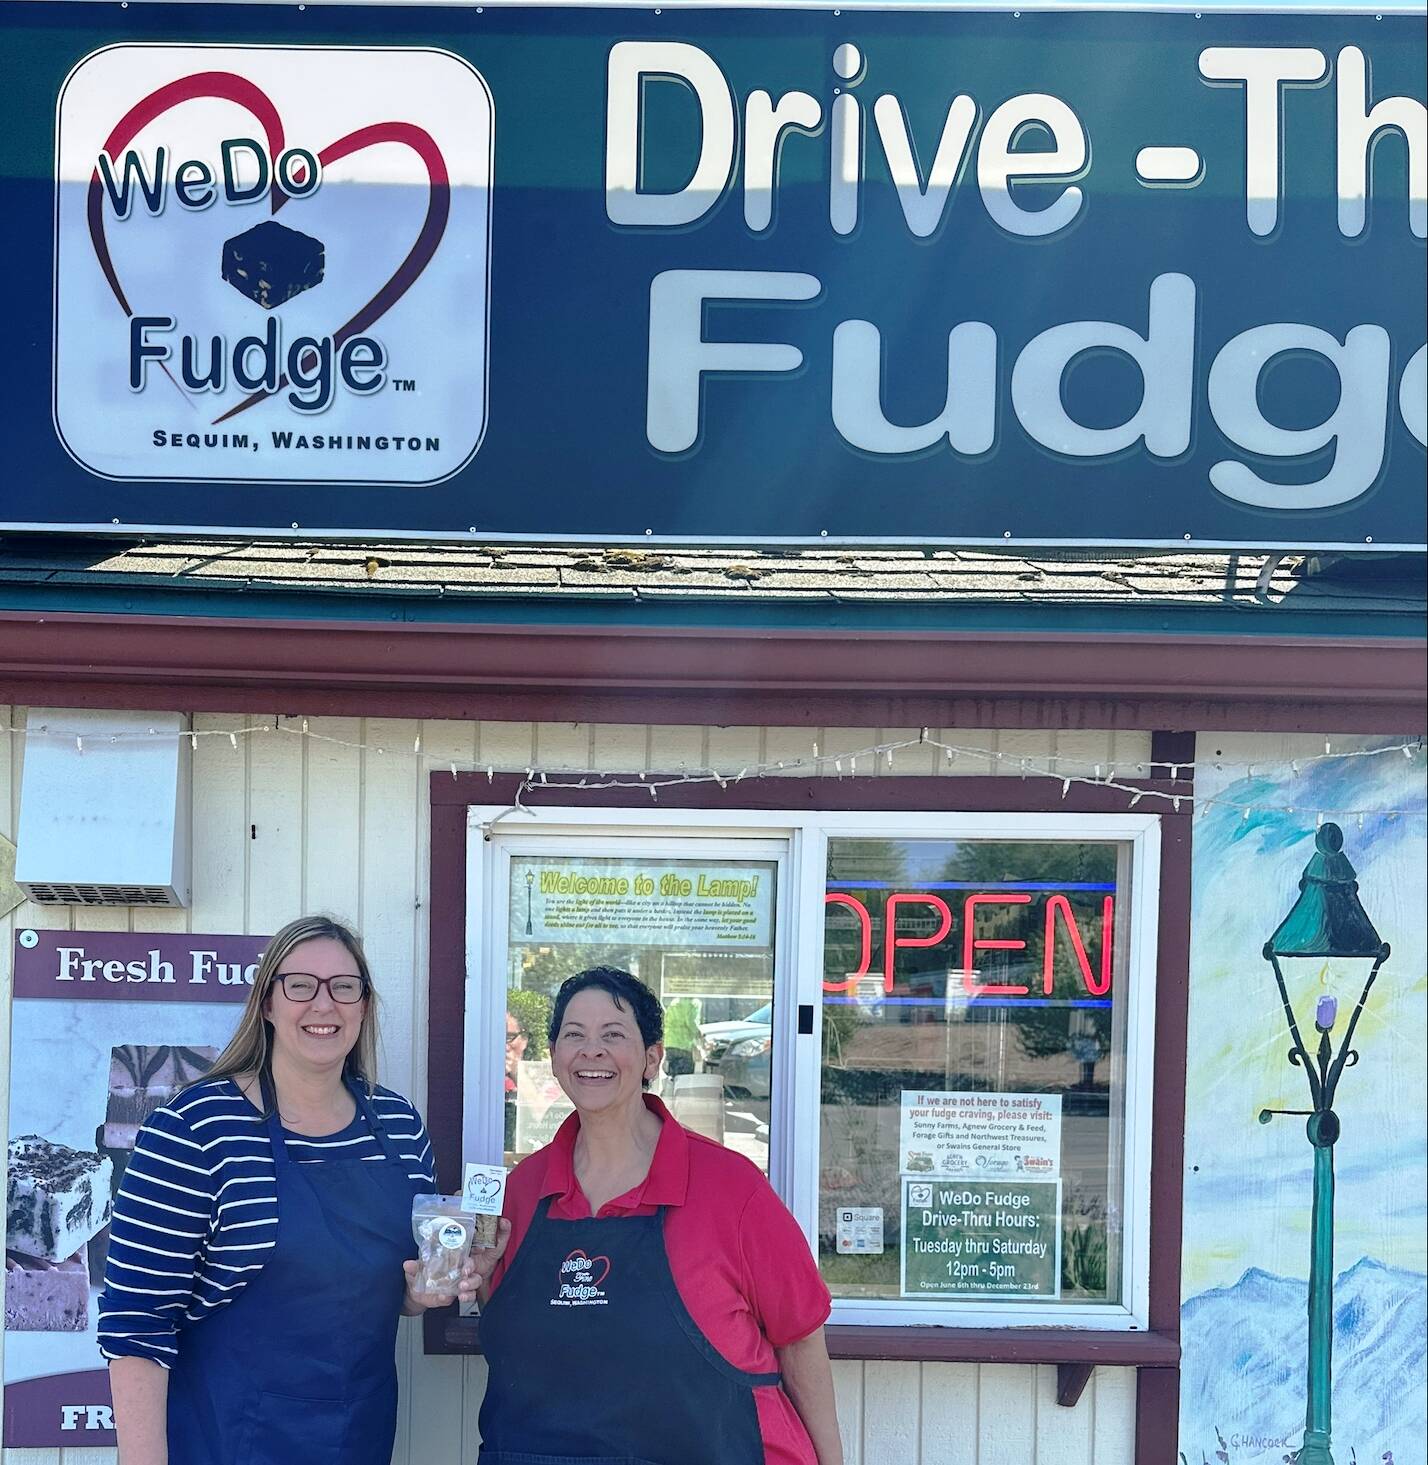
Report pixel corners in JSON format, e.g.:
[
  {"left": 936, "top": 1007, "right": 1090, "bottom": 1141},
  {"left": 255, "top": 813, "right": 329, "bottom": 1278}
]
[{"left": 3, "top": 929, "right": 266, "bottom": 1448}]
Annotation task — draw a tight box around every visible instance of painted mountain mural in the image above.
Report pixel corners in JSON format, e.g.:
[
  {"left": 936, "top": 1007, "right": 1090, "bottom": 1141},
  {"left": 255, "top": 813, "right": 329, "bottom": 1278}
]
[{"left": 1181, "top": 1258, "right": 1427, "bottom": 1464}]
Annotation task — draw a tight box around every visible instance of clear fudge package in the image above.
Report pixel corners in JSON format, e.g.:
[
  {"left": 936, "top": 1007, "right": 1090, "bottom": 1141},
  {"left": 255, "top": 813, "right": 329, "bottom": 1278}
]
[{"left": 411, "top": 1195, "right": 489, "bottom": 1297}]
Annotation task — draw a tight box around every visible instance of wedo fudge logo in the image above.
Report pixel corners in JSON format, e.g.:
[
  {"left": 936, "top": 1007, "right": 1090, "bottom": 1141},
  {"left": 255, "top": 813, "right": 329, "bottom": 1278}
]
[
  {"left": 553, "top": 1249, "right": 612, "bottom": 1307},
  {"left": 53, "top": 46, "right": 492, "bottom": 486}
]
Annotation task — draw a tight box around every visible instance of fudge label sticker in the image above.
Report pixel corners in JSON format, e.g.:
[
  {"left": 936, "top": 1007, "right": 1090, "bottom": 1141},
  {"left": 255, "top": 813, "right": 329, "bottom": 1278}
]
[
  {"left": 53, "top": 45, "right": 492, "bottom": 486},
  {"left": 461, "top": 1162, "right": 508, "bottom": 1217}
]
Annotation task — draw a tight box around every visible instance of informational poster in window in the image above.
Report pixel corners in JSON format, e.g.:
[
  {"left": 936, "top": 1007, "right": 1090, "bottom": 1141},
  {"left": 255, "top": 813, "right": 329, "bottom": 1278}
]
[
  {"left": 901, "top": 1178, "right": 1062, "bottom": 1300},
  {"left": 509, "top": 857, "right": 773, "bottom": 948},
  {"left": 899, "top": 1090, "right": 1062, "bottom": 1180},
  {"left": 499, "top": 849, "right": 779, "bottom": 1177},
  {"left": 3, "top": 929, "right": 265, "bottom": 1448}
]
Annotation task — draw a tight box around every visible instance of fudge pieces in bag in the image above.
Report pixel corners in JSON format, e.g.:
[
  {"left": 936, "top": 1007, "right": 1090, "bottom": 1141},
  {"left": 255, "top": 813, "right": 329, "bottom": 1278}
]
[{"left": 411, "top": 1195, "right": 497, "bottom": 1298}]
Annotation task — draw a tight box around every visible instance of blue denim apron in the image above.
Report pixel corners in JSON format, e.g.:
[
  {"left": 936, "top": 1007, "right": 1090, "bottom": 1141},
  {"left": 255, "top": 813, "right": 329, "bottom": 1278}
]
[
  {"left": 477, "top": 1197, "right": 779, "bottom": 1465},
  {"left": 167, "top": 1076, "right": 418, "bottom": 1465}
]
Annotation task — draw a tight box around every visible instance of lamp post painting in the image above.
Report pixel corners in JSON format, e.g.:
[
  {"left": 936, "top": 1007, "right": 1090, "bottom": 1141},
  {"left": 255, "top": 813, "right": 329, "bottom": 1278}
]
[{"left": 1258, "top": 823, "right": 1391, "bottom": 1465}]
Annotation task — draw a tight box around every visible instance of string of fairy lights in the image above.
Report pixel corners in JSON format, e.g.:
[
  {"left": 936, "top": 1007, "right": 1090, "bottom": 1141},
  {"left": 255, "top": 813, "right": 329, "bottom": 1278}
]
[{"left": 4, "top": 717, "right": 1424, "bottom": 826}]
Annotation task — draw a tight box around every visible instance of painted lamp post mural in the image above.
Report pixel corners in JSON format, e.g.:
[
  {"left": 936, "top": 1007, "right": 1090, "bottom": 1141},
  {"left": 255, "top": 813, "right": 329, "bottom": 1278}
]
[{"left": 1257, "top": 824, "right": 1391, "bottom": 1465}]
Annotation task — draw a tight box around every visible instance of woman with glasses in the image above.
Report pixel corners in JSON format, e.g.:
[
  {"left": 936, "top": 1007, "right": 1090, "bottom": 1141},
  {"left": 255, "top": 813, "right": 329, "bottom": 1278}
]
[{"left": 98, "top": 915, "right": 509, "bottom": 1465}]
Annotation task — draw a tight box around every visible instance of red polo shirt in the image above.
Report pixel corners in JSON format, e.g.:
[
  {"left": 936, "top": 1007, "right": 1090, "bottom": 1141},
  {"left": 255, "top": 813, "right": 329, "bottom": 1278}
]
[{"left": 491, "top": 1095, "right": 831, "bottom": 1465}]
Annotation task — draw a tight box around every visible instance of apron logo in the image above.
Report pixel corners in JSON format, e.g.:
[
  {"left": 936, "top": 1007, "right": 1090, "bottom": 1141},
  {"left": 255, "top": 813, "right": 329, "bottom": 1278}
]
[{"left": 553, "top": 1248, "right": 611, "bottom": 1306}]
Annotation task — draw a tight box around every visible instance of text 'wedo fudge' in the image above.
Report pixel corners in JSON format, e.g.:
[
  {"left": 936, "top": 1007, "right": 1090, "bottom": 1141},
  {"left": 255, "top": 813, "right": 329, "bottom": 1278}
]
[
  {"left": 4, "top": 1249, "right": 88, "bottom": 1331},
  {"left": 5, "top": 1135, "right": 112, "bottom": 1263}
]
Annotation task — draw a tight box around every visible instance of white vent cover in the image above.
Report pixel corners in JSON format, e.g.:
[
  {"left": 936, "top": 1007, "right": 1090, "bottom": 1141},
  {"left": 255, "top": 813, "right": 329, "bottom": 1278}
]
[{"left": 16, "top": 710, "right": 192, "bottom": 907}]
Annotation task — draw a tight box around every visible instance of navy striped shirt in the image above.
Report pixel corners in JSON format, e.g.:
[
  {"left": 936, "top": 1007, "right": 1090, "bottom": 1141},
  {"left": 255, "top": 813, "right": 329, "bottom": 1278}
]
[{"left": 97, "top": 1077, "right": 435, "bottom": 1366}]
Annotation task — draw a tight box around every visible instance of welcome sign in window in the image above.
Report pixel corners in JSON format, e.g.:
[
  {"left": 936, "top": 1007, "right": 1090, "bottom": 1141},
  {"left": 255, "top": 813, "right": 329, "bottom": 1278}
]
[
  {"left": 818, "top": 837, "right": 1136, "bottom": 1313},
  {"left": 503, "top": 852, "right": 779, "bottom": 1174}
]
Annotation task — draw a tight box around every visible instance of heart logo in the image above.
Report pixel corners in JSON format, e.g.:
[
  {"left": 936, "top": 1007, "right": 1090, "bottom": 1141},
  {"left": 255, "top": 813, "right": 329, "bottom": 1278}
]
[
  {"left": 86, "top": 70, "right": 450, "bottom": 425},
  {"left": 561, "top": 1249, "right": 611, "bottom": 1289},
  {"left": 472, "top": 1175, "right": 502, "bottom": 1203}
]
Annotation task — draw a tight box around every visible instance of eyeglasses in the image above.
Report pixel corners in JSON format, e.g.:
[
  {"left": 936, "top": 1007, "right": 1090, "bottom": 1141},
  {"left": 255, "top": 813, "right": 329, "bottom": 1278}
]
[
  {"left": 505, "top": 1029, "right": 527, "bottom": 1046},
  {"left": 273, "top": 973, "right": 368, "bottom": 1004}
]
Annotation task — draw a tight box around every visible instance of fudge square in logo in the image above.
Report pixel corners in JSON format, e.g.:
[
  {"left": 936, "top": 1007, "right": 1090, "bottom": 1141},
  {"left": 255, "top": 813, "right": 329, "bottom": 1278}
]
[{"left": 54, "top": 45, "right": 491, "bottom": 485}]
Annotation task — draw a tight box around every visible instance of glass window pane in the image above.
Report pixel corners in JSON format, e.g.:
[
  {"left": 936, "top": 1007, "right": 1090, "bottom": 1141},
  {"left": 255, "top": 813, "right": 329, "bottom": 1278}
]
[
  {"left": 504, "top": 853, "right": 778, "bottom": 1174},
  {"left": 819, "top": 837, "right": 1130, "bottom": 1309}
]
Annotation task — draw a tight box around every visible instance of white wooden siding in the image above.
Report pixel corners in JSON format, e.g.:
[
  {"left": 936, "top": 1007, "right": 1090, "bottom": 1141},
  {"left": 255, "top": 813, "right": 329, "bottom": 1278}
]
[{"left": 0, "top": 708, "right": 1148, "bottom": 1465}]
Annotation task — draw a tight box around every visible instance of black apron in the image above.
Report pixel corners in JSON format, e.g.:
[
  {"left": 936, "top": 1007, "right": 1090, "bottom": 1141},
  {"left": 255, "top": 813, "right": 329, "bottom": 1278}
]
[{"left": 477, "top": 1196, "right": 780, "bottom": 1465}]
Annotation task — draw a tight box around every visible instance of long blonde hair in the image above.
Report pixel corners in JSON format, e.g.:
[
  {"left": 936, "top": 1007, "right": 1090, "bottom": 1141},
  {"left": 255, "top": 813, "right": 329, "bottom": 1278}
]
[{"left": 204, "top": 916, "right": 382, "bottom": 1097}]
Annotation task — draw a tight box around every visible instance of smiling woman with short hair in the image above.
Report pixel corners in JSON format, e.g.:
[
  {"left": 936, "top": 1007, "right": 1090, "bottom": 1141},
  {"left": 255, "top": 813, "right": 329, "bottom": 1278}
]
[{"left": 476, "top": 966, "right": 843, "bottom": 1465}]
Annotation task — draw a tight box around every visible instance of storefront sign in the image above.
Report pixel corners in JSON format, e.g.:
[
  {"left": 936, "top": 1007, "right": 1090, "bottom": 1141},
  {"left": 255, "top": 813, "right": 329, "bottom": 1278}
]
[
  {"left": 825, "top": 886, "right": 1113, "bottom": 997},
  {"left": 2, "top": 3, "right": 1423, "bottom": 549},
  {"left": 900, "top": 1090, "right": 1062, "bottom": 1179},
  {"left": 12, "top": 929, "right": 263, "bottom": 1001},
  {"left": 509, "top": 858, "right": 774, "bottom": 947},
  {"left": 901, "top": 1178, "right": 1062, "bottom": 1299},
  {"left": 3, "top": 930, "right": 265, "bottom": 1448}
]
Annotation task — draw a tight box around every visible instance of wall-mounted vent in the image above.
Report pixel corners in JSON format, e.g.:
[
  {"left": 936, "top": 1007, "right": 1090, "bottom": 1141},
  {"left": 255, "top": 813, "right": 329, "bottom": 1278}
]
[
  {"left": 20, "top": 883, "right": 179, "bottom": 908},
  {"left": 16, "top": 710, "right": 191, "bottom": 908}
]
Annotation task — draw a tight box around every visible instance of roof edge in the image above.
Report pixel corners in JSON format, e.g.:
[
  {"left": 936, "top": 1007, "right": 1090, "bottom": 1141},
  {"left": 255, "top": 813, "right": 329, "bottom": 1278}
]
[{"left": 2, "top": 609, "right": 1423, "bottom": 734}]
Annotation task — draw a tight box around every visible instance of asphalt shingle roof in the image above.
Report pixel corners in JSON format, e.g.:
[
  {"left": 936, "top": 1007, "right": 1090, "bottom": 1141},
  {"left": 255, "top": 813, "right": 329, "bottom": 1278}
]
[{"left": 0, "top": 538, "right": 1421, "bottom": 630}]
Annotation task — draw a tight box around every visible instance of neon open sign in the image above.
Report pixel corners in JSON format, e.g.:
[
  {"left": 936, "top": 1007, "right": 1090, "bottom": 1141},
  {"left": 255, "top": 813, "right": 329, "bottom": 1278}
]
[{"left": 824, "top": 889, "right": 1114, "bottom": 1000}]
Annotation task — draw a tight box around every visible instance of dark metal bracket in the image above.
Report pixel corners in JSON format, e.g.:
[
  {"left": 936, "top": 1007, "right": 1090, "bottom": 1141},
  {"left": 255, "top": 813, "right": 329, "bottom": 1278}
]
[{"left": 1057, "top": 1361, "right": 1095, "bottom": 1407}]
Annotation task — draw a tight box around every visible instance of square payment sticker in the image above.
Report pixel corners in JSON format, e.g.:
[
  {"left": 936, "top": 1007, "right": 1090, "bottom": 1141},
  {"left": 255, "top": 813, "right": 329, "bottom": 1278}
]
[{"left": 836, "top": 1206, "right": 884, "bottom": 1255}]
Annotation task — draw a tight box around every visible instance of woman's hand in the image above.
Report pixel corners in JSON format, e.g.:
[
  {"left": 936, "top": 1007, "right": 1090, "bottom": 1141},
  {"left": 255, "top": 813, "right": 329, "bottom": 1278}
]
[{"left": 402, "top": 1218, "right": 511, "bottom": 1314}]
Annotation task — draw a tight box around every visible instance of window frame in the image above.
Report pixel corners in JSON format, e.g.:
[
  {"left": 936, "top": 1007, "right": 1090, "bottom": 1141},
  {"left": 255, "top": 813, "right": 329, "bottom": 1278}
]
[
  {"left": 460, "top": 804, "right": 1161, "bottom": 1332},
  {"left": 802, "top": 811, "right": 1160, "bottom": 1332}
]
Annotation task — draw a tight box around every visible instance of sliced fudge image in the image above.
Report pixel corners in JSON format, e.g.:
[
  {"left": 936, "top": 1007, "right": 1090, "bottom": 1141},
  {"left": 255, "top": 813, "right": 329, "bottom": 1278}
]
[
  {"left": 222, "top": 219, "right": 325, "bottom": 308},
  {"left": 5, "top": 1135, "right": 112, "bottom": 1263},
  {"left": 4, "top": 1248, "right": 89, "bottom": 1331},
  {"left": 102, "top": 1044, "right": 219, "bottom": 1151}
]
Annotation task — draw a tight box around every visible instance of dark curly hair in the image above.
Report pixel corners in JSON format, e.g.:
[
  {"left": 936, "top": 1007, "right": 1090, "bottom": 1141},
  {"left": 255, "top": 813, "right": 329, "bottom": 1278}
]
[{"left": 548, "top": 967, "right": 664, "bottom": 1088}]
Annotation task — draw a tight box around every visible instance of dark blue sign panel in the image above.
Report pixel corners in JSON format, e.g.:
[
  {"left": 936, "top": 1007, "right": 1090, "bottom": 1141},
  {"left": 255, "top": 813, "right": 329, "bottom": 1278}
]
[{"left": 3, "top": 3, "right": 1424, "bottom": 548}]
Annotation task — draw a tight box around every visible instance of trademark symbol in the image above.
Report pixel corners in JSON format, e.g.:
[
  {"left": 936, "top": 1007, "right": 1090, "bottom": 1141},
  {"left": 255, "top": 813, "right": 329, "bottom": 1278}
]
[{"left": 393, "top": 378, "right": 418, "bottom": 392}]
